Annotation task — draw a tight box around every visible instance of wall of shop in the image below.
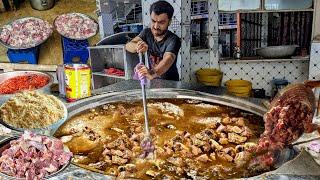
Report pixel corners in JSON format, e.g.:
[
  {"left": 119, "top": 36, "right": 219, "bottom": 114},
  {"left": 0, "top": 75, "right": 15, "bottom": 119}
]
[
  {"left": 309, "top": 42, "right": 320, "bottom": 80},
  {"left": 220, "top": 60, "right": 309, "bottom": 96},
  {"left": 309, "top": 1, "right": 320, "bottom": 81},
  {"left": 139, "top": 0, "right": 319, "bottom": 96}
]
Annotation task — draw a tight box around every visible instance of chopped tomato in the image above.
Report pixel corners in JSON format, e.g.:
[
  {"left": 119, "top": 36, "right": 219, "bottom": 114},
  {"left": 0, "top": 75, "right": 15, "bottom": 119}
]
[{"left": 0, "top": 74, "right": 49, "bottom": 94}]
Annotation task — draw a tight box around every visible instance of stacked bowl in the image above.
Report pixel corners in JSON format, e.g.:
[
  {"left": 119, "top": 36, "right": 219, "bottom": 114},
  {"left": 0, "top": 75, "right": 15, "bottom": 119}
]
[
  {"left": 226, "top": 79, "right": 252, "bottom": 97},
  {"left": 196, "top": 68, "right": 223, "bottom": 86}
]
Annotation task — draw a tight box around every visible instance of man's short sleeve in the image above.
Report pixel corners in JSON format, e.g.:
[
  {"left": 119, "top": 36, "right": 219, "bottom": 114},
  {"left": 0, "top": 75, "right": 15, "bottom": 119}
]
[
  {"left": 165, "top": 36, "right": 181, "bottom": 56},
  {"left": 138, "top": 28, "right": 147, "bottom": 41}
]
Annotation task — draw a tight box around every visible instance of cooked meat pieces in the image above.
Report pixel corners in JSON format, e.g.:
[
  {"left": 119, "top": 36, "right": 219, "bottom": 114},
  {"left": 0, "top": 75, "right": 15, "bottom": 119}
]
[
  {"left": 54, "top": 13, "right": 98, "bottom": 39},
  {"left": 234, "top": 151, "right": 252, "bottom": 168},
  {"left": 0, "top": 18, "right": 52, "bottom": 48},
  {"left": 228, "top": 133, "right": 247, "bottom": 144},
  {"left": 0, "top": 91, "right": 65, "bottom": 129},
  {"left": 0, "top": 131, "right": 72, "bottom": 179},
  {"left": 55, "top": 99, "right": 265, "bottom": 179},
  {"left": 148, "top": 102, "right": 184, "bottom": 118}
]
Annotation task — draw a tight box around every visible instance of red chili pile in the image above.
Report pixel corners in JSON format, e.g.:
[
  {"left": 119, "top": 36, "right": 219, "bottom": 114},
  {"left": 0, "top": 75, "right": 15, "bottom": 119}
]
[{"left": 0, "top": 74, "right": 49, "bottom": 94}]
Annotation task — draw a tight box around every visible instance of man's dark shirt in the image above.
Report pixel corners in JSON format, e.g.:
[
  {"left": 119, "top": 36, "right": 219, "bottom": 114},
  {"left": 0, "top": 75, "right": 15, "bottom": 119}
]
[{"left": 138, "top": 28, "right": 181, "bottom": 81}]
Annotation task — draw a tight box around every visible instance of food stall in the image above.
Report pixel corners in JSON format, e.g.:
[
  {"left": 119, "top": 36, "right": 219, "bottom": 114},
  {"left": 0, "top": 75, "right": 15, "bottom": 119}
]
[{"left": 1, "top": 0, "right": 320, "bottom": 179}]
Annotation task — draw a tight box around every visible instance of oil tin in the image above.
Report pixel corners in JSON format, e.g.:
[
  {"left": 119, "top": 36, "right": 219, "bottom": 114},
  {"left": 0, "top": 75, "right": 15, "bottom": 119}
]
[{"left": 64, "top": 64, "right": 91, "bottom": 102}]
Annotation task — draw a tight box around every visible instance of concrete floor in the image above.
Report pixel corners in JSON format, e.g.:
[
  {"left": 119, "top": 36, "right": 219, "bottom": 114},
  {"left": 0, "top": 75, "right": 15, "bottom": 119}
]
[{"left": 0, "top": 0, "right": 99, "bottom": 65}]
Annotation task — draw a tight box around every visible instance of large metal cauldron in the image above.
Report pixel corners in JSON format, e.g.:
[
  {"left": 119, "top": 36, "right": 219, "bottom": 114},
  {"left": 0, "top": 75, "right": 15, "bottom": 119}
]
[
  {"left": 54, "top": 89, "right": 303, "bottom": 179},
  {"left": 64, "top": 88, "right": 267, "bottom": 120}
]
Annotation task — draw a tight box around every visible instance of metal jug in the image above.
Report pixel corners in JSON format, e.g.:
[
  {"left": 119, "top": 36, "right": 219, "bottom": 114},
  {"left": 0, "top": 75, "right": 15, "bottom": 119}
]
[{"left": 29, "top": 0, "right": 55, "bottom": 11}]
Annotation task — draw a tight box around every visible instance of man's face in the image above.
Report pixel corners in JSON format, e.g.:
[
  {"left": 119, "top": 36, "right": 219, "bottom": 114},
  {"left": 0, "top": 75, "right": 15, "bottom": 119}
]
[{"left": 150, "top": 12, "right": 170, "bottom": 37}]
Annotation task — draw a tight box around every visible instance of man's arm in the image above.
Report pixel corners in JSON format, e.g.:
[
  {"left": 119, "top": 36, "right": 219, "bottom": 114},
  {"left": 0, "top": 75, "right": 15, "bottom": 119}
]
[
  {"left": 153, "top": 52, "right": 176, "bottom": 76},
  {"left": 125, "top": 36, "right": 142, "bottom": 53},
  {"left": 136, "top": 52, "right": 176, "bottom": 80}
]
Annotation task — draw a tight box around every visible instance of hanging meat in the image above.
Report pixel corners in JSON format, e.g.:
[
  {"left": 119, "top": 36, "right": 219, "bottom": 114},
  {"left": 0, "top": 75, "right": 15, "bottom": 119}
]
[
  {"left": 258, "top": 83, "right": 316, "bottom": 151},
  {"left": 0, "top": 17, "right": 52, "bottom": 48},
  {"left": 249, "top": 82, "right": 320, "bottom": 171},
  {"left": 54, "top": 13, "right": 98, "bottom": 40}
]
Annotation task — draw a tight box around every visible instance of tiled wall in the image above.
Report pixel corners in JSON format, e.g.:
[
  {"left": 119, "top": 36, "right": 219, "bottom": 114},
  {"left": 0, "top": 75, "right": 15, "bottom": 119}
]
[
  {"left": 208, "top": 0, "right": 220, "bottom": 68},
  {"left": 139, "top": 0, "right": 313, "bottom": 96},
  {"left": 220, "top": 60, "right": 309, "bottom": 96},
  {"left": 309, "top": 42, "right": 320, "bottom": 80},
  {"left": 188, "top": 0, "right": 220, "bottom": 83},
  {"left": 190, "top": 50, "right": 210, "bottom": 82}
]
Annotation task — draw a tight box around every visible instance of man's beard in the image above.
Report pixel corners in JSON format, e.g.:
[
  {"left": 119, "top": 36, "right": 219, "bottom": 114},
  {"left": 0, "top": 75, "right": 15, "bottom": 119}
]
[{"left": 152, "top": 28, "right": 167, "bottom": 37}]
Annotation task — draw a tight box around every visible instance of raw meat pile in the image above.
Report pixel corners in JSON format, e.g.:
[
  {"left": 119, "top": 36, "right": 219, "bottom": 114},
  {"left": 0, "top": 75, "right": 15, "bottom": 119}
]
[
  {"left": 0, "top": 18, "right": 52, "bottom": 48},
  {"left": 258, "top": 84, "right": 316, "bottom": 152},
  {"left": 249, "top": 83, "right": 317, "bottom": 171},
  {"left": 0, "top": 131, "right": 72, "bottom": 179},
  {"left": 54, "top": 13, "right": 98, "bottom": 39}
]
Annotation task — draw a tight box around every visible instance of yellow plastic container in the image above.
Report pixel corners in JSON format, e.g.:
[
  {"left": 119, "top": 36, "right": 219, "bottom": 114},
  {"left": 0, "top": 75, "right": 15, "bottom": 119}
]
[
  {"left": 196, "top": 68, "right": 223, "bottom": 86},
  {"left": 225, "top": 79, "right": 252, "bottom": 97},
  {"left": 225, "top": 79, "right": 252, "bottom": 87}
]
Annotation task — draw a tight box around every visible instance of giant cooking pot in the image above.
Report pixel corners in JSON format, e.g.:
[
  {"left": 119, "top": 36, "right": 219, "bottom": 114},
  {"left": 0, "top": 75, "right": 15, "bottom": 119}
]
[
  {"left": 64, "top": 88, "right": 267, "bottom": 119},
  {"left": 55, "top": 89, "right": 303, "bottom": 179}
]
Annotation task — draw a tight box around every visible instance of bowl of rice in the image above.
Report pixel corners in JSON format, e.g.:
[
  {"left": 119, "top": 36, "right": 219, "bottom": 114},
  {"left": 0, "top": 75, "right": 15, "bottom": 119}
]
[{"left": 0, "top": 91, "right": 67, "bottom": 135}]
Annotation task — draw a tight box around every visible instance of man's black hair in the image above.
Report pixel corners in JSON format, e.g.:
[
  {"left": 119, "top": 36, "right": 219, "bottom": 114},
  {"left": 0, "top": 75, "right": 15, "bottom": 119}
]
[{"left": 150, "top": 1, "right": 174, "bottom": 19}]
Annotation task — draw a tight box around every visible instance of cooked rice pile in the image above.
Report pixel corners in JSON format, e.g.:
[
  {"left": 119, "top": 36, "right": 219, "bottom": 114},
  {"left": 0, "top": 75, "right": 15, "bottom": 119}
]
[{"left": 0, "top": 91, "right": 65, "bottom": 129}]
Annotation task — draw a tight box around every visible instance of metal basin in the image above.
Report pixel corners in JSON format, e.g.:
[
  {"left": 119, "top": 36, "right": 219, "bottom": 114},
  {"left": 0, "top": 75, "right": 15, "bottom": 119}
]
[
  {"left": 64, "top": 88, "right": 267, "bottom": 119},
  {"left": 55, "top": 89, "right": 303, "bottom": 179},
  {"left": 256, "top": 45, "right": 298, "bottom": 58},
  {"left": 0, "top": 135, "right": 71, "bottom": 179},
  {"left": 0, "top": 71, "right": 53, "bottom": 105},
  {"left": 0, "top": 17, "right": 53, "bottom": 49}
]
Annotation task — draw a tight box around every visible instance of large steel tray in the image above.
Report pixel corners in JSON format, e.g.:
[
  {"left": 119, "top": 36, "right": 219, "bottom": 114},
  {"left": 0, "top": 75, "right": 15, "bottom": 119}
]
[
  {"left": 0, "top": 17, "right": 53, "bottom": 49},
  {"left": 53, "top": 12, "right": 99, "bottom": 40}
]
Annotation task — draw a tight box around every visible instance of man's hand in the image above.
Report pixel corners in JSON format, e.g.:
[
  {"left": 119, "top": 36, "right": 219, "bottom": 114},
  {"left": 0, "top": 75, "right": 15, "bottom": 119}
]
[
  {"left": 135, "top": 64, "right": 155, "bottom": 80},
  {"left": 136, "top": 41, "right": 148, "bottom": 53}
]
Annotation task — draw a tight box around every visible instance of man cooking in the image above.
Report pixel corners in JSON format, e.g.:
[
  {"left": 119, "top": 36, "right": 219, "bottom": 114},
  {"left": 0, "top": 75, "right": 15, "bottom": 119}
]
[{"left": 125, "top": 0, "right": 181, "bottom": 81}]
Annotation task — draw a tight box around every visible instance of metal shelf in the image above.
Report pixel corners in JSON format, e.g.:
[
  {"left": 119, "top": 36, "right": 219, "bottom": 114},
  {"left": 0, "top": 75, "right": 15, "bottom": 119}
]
[
  {"left": 219, "top": 25, "right": 237, "bottom": 29},
  {"left": 92, "top": 72, "right": 126, "bottom": 79},
  {"left": 219, "top": 57, "right": 310, "bottom": 63},
  {"left": 219, "top": 8, "right": 314, "bottom": 14},
  {"left": 191, "top": 14, "right": 208, "bottom": 20}
]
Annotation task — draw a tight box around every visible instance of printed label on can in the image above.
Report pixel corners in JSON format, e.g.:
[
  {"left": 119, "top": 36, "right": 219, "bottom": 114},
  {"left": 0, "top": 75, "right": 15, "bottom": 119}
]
[{"left": 64, "top": 64, "right": 91, "bottom": 102}]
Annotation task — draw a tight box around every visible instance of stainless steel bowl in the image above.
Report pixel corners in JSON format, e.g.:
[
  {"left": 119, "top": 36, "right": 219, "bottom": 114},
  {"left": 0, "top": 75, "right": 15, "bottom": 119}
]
[
  {"left": 0, "top": 102, "right": 68, "bottom": 136},
  {"left": 256, "top": 45, "right": 299, "bottom": 58},
  {"left": 0, "top": 71, "right": 54, "bottom": 106},
  {"left": 0, "top": 135, "right": 71, "bottom": 179},
  {"left": 0, "top": 17, "right": 53, "bottom": 49},
  {"left": 53, "top": 12, "right": 99, "bottom": 40}
]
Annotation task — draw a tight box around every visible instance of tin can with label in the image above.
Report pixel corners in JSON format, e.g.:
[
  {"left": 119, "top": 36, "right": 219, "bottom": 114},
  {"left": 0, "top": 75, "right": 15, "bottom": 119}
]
[{"left": 64, "top": 64, "right": 91, "bottom": 102}]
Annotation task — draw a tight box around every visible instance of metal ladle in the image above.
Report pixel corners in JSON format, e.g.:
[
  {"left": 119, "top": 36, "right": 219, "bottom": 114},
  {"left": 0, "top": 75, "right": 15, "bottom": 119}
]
[{"left": 138, "top": 52, "right": 154, "bottom": 159}]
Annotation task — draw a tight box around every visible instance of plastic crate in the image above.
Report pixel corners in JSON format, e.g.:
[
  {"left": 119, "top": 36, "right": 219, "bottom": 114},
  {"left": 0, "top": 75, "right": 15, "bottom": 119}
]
[
  {"left": 121, "top": 25, "right": 130, "bottom": 32},
  {"left": 62, "top": 37, "right": 89, "bottom": 64},
  {"left": 130, "top": 25, "right": 143, "bottom": 33},
  {"left": 7, "top": 46, "right": 40, "bottom": 64}
]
